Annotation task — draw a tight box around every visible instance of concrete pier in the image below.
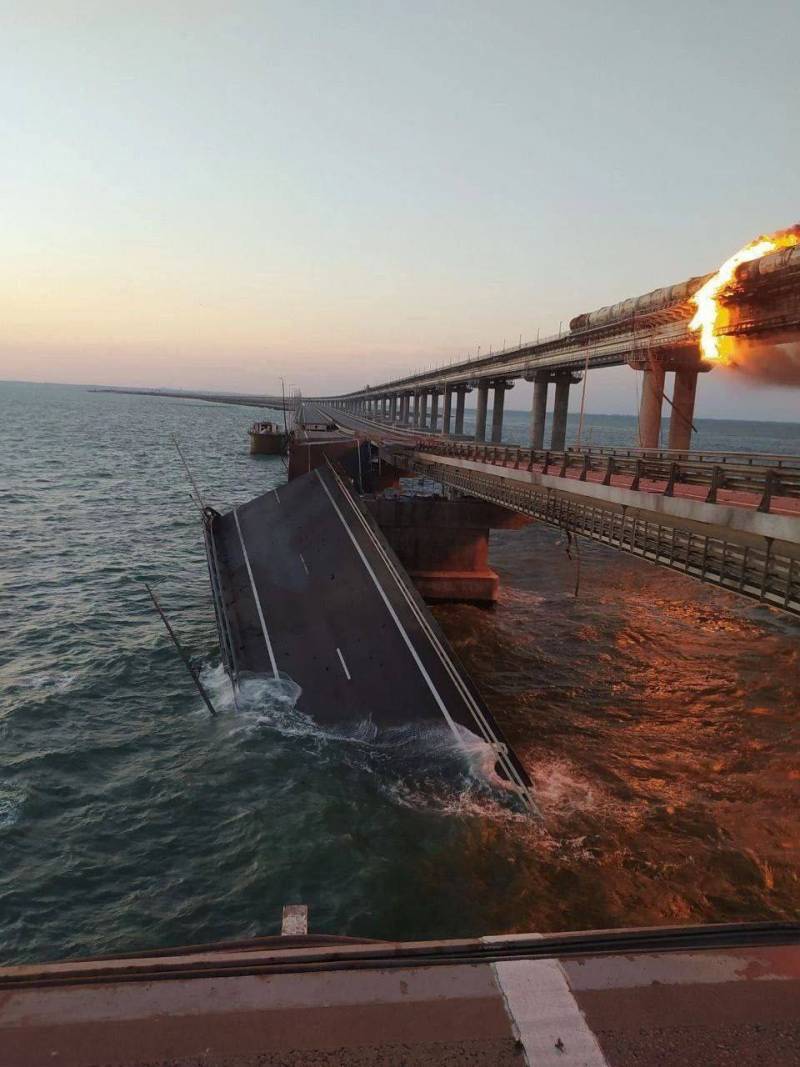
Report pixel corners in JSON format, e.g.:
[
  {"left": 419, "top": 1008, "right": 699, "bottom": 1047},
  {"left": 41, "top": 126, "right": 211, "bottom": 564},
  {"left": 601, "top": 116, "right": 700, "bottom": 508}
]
[
  {"left": 442, "top": 388, "right": 452, "bottom": 434},
  {"left": 454, "top": 387, "right": 467, "bottom": 435},
  {"left": 639, "top": 362, "right": 666, "bottom": 449},
  {"left": 475, "top": 382, "right": 489, "bottom": 442},
  {"left": 490, "top": 381, "right": 511, "bottom": 443},
  {"left": 669, "top": 366, "right": 698, "bottom": 452},
  {"left": 530, "top": 374, "right": 548, "bottom": 449},
  {"left": 551, "top": 375, "right": 571, "bottom": 450},
  {"left": 365, "top": 496, "right": 509, "bottom": 604},
  {"left": 419, "top": 391, "right": 429, "bottom": 429},
  {"left": 430, "top": 390, "right": 439, "bottom": 432}
]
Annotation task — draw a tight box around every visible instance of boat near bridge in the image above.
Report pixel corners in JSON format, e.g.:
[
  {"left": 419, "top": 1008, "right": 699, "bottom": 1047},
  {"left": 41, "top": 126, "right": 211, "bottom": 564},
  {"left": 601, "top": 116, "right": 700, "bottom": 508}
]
[{"left": 248, "top": 420, "right": 288, "bottom": 455}]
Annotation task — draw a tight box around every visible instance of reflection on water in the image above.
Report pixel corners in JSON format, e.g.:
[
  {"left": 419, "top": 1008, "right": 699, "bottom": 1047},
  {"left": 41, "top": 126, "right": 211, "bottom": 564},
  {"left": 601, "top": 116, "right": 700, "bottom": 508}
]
[{"left": 433, "top": 522, "right": 800, "bottom": 931}]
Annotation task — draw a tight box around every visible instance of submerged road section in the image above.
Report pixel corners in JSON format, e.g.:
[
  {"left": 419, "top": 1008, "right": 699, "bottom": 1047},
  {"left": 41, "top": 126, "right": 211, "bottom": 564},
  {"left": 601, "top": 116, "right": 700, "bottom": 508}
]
[{"left": 205, "top": 460, "right": 534, "bottom": 807}]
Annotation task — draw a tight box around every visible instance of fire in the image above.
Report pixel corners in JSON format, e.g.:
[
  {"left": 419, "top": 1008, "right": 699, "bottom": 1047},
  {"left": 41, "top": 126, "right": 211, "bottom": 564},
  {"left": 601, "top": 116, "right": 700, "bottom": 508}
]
[{"left": 689, "top": 227, "right": 800, "bottom": 362}]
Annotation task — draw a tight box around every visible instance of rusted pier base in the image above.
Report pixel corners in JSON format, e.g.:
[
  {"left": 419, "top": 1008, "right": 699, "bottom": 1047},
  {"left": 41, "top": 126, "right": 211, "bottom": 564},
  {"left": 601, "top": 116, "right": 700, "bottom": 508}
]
[{"left": 364, "top": 495, "right": 529, "bottom": 604}]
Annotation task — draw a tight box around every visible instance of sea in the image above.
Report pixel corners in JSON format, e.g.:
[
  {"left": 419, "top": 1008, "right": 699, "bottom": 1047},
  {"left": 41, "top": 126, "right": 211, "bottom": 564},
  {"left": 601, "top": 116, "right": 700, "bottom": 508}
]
[{"left": 1, "top": 379, "right": 799, "bottom": 964}]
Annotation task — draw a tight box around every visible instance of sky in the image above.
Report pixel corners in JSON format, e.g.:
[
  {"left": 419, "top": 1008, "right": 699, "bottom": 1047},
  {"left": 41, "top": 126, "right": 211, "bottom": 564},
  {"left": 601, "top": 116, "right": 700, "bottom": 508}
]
[{"left": 1, "top": 1, "right": 799, "bottom": 419}]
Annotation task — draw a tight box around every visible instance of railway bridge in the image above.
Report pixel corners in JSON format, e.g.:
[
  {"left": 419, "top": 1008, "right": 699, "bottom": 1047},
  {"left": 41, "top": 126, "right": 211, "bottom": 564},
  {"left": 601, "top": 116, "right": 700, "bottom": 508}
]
[{"left": 311, "top": 242, "right": 800, "bottom": 453}]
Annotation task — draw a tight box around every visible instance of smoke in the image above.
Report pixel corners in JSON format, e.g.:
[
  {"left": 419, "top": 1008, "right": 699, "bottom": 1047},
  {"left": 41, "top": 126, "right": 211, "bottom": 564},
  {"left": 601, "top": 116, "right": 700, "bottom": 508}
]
[{"left": 722, "top": 339, "right": 800, "bottom": 387}]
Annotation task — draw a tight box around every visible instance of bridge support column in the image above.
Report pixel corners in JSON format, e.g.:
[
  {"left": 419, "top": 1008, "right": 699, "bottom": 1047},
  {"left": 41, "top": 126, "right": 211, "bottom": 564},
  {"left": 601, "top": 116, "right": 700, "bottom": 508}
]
[
  {"left": 454, "top": 387, "right": 467, "bottom": 435},
  {"left": 551, "top": 376, "right": 571, "bottom": 451},
  {"left": 490, "top": 381, "right": 512, "bottom": 443},
  {"left": 442, "top": 389, "right": 452, "bottom": 435},
  {"left": 430, "top": 391, "right": 439, "bottom": 432},
  {"left": 390, "top": 396, "right": 397, "bottom": 422},
  {"left": 475, "top": 382, "right": 489, "bottom": 442},
  {"left": 419, "top": 392, "right": 429, "bottom": 430},
  {"left": 638, "top": 362, "right": 666, "bottom": 449},
  {"left": 530, "top": 374, "right": 548, "bottom": 449},
  {"left": 668, "top": 367, "right": 698, "bottom": 452}
]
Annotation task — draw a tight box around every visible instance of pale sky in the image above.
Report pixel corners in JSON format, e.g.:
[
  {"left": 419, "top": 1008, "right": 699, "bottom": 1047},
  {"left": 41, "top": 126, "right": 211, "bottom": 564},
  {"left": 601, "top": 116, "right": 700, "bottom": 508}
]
[{"left": 2, "top": 1, "right": 799, "bottom": 418}]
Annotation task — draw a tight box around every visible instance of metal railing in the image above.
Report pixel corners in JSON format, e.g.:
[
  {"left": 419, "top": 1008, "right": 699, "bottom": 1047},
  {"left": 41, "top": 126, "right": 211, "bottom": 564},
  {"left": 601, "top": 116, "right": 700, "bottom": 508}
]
[
  {"left": 419, "top": 441, "right": 800, "bottom": 514},
  {"left": 406, "top": 458, "right": 800, "bottom": 617}
]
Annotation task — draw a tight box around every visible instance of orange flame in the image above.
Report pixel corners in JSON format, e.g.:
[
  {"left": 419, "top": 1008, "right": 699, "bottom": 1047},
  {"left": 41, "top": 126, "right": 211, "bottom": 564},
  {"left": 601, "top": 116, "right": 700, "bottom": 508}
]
[{"left": 689, "top": 227, "right": 800, "bottom": 362}]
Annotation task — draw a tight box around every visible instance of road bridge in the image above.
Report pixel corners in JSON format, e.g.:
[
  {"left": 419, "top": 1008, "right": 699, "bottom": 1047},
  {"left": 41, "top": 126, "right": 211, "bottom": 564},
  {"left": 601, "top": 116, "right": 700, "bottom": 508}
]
[{"left": 313, "top": 403, "right": 800, "bottom": 617}]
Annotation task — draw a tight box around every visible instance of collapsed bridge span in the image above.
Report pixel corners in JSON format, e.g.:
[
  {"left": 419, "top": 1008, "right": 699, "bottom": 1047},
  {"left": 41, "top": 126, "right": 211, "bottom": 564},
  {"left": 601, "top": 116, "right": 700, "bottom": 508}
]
[{"left": 204, "top": 460, "right": 535, "bottom": 808}]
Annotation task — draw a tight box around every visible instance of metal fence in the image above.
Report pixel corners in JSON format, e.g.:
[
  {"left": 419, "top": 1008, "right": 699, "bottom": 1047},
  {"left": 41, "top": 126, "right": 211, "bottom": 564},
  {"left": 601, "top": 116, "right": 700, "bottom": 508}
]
[
  {"left": 424, "top": 441, "right": 800, "bottom": 513},
  {"left": 407, "top": 457, "right": 800, "bottom": 618}
]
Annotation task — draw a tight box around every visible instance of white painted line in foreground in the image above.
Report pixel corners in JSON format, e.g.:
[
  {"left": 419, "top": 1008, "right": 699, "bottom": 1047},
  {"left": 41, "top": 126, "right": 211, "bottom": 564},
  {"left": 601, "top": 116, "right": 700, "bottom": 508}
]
[
  {"left": 336, "top": 647, "right": 352, "bottom": 680},
  {"left": 233, "top": 508, "right": 279, "bottom": 680},
  {"left": 299, "top": 553, "right": 309, "bottom": 575},
  {"left": 492, "top": 959, "right": 608, "bottom": 1066},
  {"left": 274, "top": 489, "right": 281, "bottom": 503}
]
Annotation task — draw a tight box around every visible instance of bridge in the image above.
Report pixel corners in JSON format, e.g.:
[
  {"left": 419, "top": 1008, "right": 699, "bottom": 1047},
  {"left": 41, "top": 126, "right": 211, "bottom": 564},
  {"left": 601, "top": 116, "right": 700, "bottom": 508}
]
[
  {"left": 303, "top": 402, "right": 800, "bottom": 618},
  {"left": 312, "top": 242, "right": 800, "bottom": 452},
  {"left": 103, "top": 243, "right": 800, "bottom": 618}
]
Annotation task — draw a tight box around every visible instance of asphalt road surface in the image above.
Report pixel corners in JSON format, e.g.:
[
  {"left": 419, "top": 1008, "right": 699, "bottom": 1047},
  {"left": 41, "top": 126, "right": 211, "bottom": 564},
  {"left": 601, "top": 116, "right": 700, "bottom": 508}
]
[{"left": 209, "top": 461, "right": 533, "bottom": 806}]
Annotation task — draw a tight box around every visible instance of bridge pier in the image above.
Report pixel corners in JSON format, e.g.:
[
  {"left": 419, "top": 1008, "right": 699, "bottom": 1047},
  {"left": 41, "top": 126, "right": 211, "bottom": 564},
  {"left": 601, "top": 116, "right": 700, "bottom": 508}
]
[
  {"left": 668, "top": 367, "right": 699, "bottom": 452},
  {"left": 454, "top": 386, "right": 468, "bottom": 435},
  {"left": 390, "top": 396, "right": 397, "bottom": 422},
  {"left": 419, "top": 391, "right": 428, "bottom": 429},
  {"left": 490, "top": 381, "right": 512, "bottom": 443},
  {"left": 551, "top": 375, "right": 571, "bottom": 450},
  {"left": 638, "top": 362, "right": 666, "bottom": 449},
  {"left": 429, "top": 390, "right": 439, "bottom": 432},
  {"left": 475, "top": 382, "right": 489, "bottom": 442},
  {"left": 530, "top": 374, "right": 548, "bottom": 449},
  {"left": 442, "top": 388, "right": 452, "bottom": 435}
]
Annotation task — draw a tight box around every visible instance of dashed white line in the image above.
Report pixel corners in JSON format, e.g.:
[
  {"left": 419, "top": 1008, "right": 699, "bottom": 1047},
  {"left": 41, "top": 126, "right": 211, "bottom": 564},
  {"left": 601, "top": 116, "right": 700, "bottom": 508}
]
[
  {"left": 274, "top": 489, "right": 281, "bottom": 503},
  {"left": 299, "top": 553, "right": 309, "bottom": 575},
  {"left": 233, "top": 507, "right": 279, "bottom": 680},
  {"left": 336, "top": 647, "right": 352, "bottom": 680},
  {"left": 315, "top": 468, "right": 461, "bottom": 742}
]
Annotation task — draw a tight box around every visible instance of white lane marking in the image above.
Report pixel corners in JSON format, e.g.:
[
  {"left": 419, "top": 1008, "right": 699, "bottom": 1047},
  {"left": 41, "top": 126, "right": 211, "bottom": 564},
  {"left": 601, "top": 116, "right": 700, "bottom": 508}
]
[
  {"left": 233, "top": 508, "right": 279, "bottom": 680},
  {"left": 314, "top": 469, "right": 461, "bottom": 741},
  {"left": 299, "top": 553, "right": 309, "bottom": 575},
  {"left": 274, "top": 489, "right": 280, "bottom": 503},
  {"left": 336, "top": 647, "right": 352, "bottom": 680},
  {"left": 326, "top": 461, "right": 536, "bottom": 810},
  {"left": 492, "top": 959, "right": 608, "bottom": 1066}
]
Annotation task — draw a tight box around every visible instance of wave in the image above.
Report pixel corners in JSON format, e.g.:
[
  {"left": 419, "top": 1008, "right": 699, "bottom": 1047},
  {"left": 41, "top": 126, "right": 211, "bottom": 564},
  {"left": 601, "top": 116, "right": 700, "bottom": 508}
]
[{"left": 198, "top": 663, "right": 534, "bottom": 816}]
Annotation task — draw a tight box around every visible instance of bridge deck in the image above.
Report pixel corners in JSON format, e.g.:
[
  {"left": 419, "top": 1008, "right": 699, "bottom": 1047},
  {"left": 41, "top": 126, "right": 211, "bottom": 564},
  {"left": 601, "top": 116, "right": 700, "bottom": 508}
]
[{"left": 206, "top": 462, "right": 533, "bottom": 804}]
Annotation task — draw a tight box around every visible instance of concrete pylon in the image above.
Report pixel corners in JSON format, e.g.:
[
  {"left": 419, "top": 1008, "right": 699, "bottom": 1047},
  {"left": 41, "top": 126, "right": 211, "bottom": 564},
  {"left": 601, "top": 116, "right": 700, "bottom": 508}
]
[
  {"left": 442, "top": 389, "right": 452, "bottom": 435},
  {"left": 454, "top": 388, "right": 466, "bottom": 435},
  {"left": 419, "top": 392, "right": 428, "bottom": 430},
  {"left": 551, "top": 377, "right": 571, "bottom": 451},
  {"left": 668, "top": 367, "right": 698, "bottom": 452},
  {"left": 490, "top": 382, "right": 511, "bottom": 443},
  {"left": 475, "top": 382, "right": 489, "bottom": 442},
  {"left": 390, "top": 396, "right": 397, "bottom": 422},
  {"left": 530, "top": 375, "right": 548, "bottom": 449},
  {"left": 430, "top": 391, "right": 439, "bottom": 432},
  {"left": 639, "top": 363, "right": 666, "bottom": 449}
]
